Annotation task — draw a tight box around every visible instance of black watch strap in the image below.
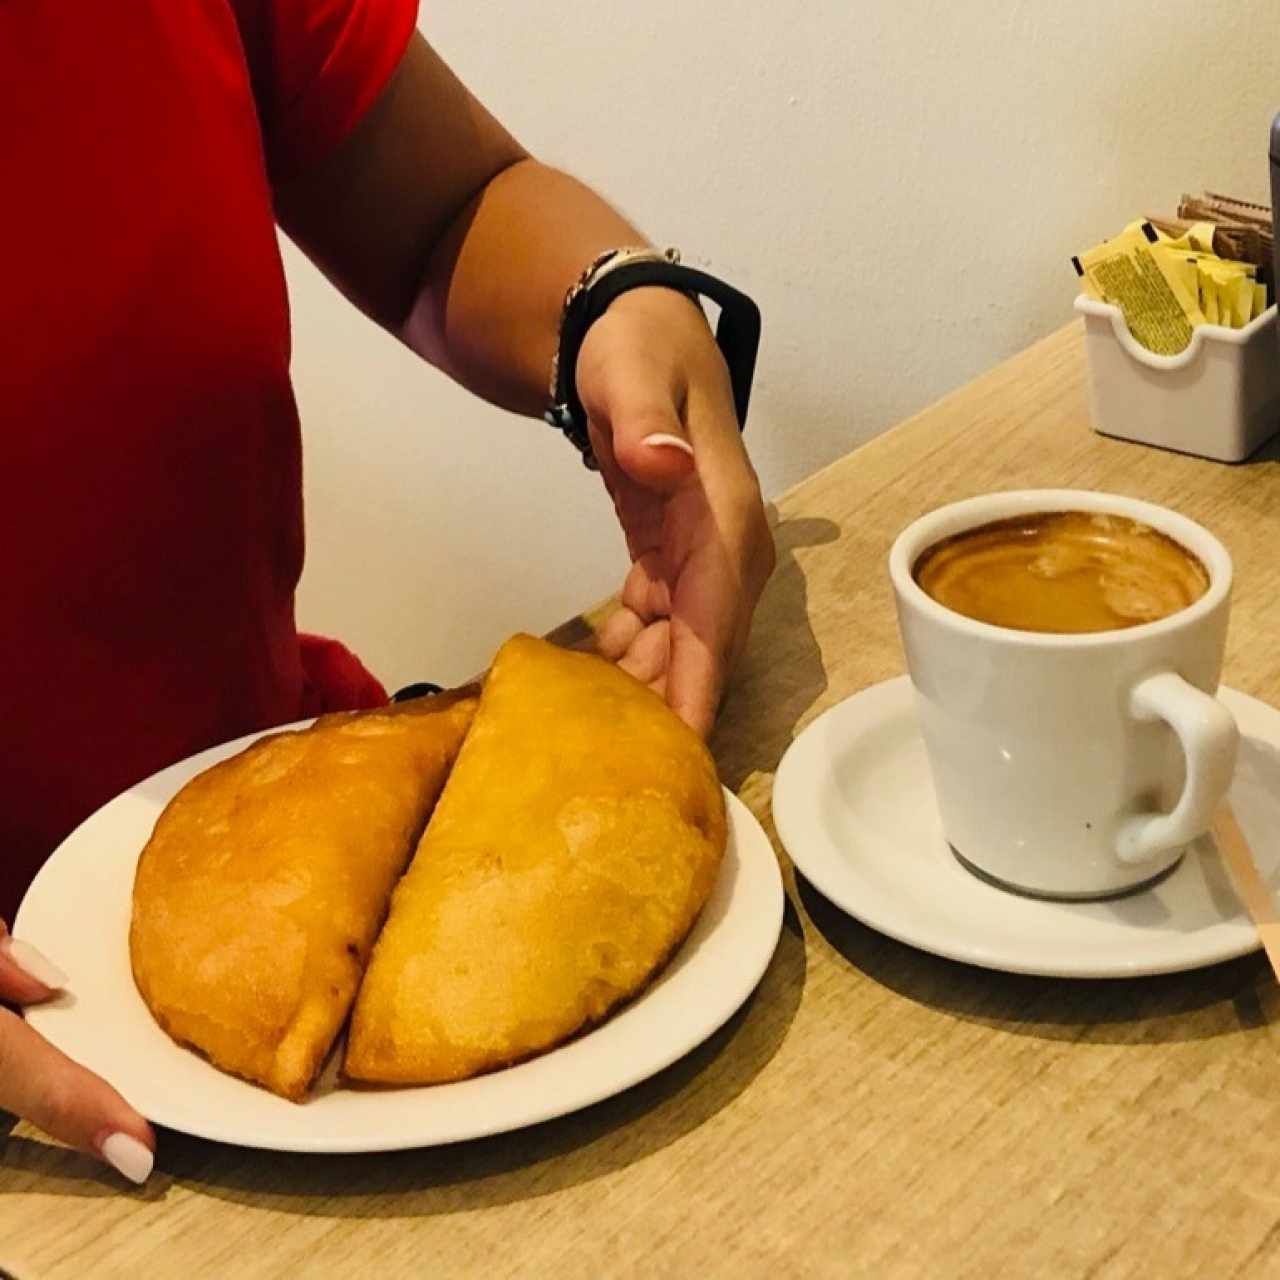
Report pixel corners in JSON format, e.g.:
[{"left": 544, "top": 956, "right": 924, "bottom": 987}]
[{"left": 545, "top": 256, "right": 762, "bottom": 469}]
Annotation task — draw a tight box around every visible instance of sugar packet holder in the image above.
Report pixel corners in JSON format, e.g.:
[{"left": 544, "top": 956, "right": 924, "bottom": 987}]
[{"left": 1075, "top": 293, "right": 1280, "bottom": 464}]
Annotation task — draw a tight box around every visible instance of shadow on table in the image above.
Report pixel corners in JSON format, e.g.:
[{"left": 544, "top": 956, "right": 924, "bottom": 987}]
[
  {"left": 797, "top": 874, "right": 1272, "bottom": 1044},
  {"left": 0, "top": 1108, "right": 170, "bottom": 1203},
  {"left": 714, "top": 510, "right": 839, "bottom": 794},
  {"left": 0, "top": 898, "right": 806, "bottom": 1213},
  {"left": 1243, "top": 432, "right": 1280, "bottom": 466}
]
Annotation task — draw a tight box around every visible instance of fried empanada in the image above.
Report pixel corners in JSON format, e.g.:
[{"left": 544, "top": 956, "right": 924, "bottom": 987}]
[
  {"left": 344, "top": 634, "right": 726, "bottom": 1085},
  {"left": 130, "top": 690, "right": 477, "bottom": 1100}
]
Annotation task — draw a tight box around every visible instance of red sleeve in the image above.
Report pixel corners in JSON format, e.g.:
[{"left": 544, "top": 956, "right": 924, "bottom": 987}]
[{"left": 231, "top": 0, "right": 418, "bottom": 180}]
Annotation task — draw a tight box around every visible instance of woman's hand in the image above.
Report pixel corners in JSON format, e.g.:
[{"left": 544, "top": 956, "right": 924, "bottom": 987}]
[
  {"left": 0, "top": 923, "right": 154, "bottom": 1183},
  {"left": 275, "top": 34, "right": 774, "bottom": 731},
  {"left": 576, "top": 286, "right": 775, "bottom": 737}
]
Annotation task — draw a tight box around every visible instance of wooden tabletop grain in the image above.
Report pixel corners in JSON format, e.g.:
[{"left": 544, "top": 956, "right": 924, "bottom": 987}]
[{"left": 7, "top": 322, "right": 1280, "bottom": 1279}]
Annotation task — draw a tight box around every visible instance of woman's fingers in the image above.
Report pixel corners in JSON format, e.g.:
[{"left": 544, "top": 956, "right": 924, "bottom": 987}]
[
  {"left": 0, "top": 925, "right": 69, "bottom": 1005},
  {"left": 0, "top": 1007, "right": 155, "bottom": 1183},
  {"left": 0, "top": 920, "right": 154, "bottom": 1183}
]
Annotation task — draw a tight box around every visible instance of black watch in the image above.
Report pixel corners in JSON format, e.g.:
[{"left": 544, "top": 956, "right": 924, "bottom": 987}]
[{"left": 544, "top": 247, "right": 762, "bottom": 469}]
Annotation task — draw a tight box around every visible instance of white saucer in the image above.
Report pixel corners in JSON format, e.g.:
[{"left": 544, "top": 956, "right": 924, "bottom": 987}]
[{"left": 773, "top": 676, "right": 1280, "bottom": 978}]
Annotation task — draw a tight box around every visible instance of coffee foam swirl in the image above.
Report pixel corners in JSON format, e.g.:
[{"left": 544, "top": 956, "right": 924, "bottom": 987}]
[{"left": 913, "top": 512, "right": 1209, "bottom": 634}]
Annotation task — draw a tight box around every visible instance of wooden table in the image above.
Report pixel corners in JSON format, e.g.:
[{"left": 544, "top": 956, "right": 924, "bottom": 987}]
[{"left": 7, "top": 322, "right": 1280, "bottom": 1279}]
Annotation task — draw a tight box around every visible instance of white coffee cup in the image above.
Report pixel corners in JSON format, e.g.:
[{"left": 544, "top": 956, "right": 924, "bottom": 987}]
[{"left": 888, "top": 489, "right": 1238, "bottom": 900}]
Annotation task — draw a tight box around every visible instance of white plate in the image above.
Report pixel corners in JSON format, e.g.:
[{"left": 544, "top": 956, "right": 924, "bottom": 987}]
[
  {"left": 16, "top": 727, "right": 783, "bottom": 1153},
  {"left": 773, "top": 676, "right": 1279, "bottom": 978}
]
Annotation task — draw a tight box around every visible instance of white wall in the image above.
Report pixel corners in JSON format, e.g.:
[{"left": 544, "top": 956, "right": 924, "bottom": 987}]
[{"left": 290, "top": 0, "right": 1277, "bottom": 690}]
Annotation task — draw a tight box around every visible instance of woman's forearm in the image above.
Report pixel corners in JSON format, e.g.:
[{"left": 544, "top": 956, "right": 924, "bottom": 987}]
[{"left": 402, "top": 158, "right": 648, "bottom": 417}]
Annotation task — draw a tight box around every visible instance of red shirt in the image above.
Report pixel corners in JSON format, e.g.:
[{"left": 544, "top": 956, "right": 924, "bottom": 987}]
[{"left": 1, "top": 0, "right": 415, "bottom": 922}]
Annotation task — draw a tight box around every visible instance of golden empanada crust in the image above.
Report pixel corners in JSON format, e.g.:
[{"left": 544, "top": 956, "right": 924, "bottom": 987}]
[
  {"left": 345, "top": 635, "right": 725, "bottom": 1085},
  {"left": 130, "top": 690, "right": 477, "bottom": 1100}
]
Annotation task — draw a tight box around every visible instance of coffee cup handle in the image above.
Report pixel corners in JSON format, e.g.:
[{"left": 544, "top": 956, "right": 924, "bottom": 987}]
[{"left": 1114, "top": 672, "right": 1239, "bottom": 865}]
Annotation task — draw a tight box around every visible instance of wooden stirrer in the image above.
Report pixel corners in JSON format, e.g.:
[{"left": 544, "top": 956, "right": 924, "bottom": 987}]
[{"left": 1213, "top": 803, "right": 1280, "bottom": 980}]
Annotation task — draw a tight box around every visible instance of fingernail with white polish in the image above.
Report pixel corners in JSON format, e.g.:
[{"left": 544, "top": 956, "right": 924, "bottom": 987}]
[
  {"left": 100, "top": 1133, "right": 153, "bottom": 1185},
  {"left": 642, "top": 432, "right": 694, "bottom": 457},
  {"left": 1, "top": 937, "right": 69, "bottom": 989}
]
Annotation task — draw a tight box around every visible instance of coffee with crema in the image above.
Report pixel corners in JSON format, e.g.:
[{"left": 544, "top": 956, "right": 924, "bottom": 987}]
[{"left": 912, "top": 511, "right": 1209, "bottom": 633}]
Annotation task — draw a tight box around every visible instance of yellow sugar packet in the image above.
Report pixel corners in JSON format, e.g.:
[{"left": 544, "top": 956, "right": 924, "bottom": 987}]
[
  {"left": 1179, "top": 252, "right": 1257, "bottom": 279},
  {"left": 1145, "top": 222, "right": 1260, "bottom": 328},
  {"left": 1073, "top": 222, "right": 1205, "bottom": 354},
  {"left": 1188, "top": 257, "right": 1256, "bottom": 327},
  {"left": 1198, "top": 272, "right": 1221, "bottom": 325},
  {"left": 1151, "top": 249, "right": 1200, "bottom": 309},
  {"left": 1157, "top": 221, "right": 1219, "bottom": 254},
  {"left": 1216, "top": 270, "right": 1254, "bottom": 328},
  {"left": 1150, "top": 231, "right": 1255, "bottom": 314},
  {"left": 1188, "top": 222, "right": 1219, "bottom": 253},
  {"left": 1254, "top": 281, "right": 1268, "bottom": 321}
]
